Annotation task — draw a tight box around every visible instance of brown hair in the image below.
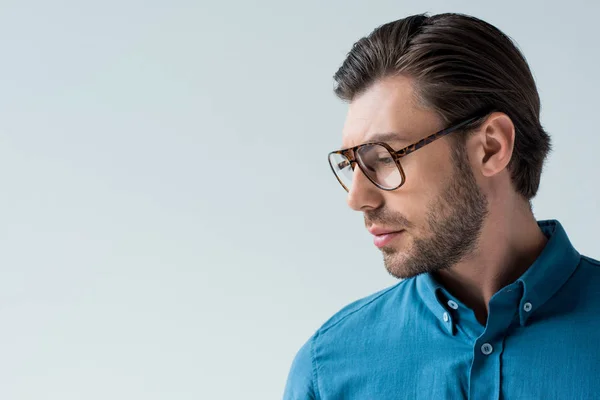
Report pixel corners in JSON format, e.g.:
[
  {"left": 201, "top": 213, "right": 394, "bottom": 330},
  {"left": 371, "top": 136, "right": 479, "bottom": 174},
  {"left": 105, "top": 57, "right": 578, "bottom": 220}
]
[{"left": 333, "top": 13, "right": 551, "bottom": 200}]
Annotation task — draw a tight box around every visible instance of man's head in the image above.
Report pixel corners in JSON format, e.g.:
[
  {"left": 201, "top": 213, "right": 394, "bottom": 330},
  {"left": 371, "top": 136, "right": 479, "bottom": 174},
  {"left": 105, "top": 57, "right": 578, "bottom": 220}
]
[{"left": 331, "top": 13, "right": 551, "bottom": 279}]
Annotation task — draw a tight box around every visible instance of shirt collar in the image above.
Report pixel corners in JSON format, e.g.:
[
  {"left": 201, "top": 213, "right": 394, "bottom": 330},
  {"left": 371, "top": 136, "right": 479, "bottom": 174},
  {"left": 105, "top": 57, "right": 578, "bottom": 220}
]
[
  {"left": 516, "top": 219, "right": 581, "bottom": 326},
  {"left": 415, "top": 219, "right": 581, "bottom": 331}
]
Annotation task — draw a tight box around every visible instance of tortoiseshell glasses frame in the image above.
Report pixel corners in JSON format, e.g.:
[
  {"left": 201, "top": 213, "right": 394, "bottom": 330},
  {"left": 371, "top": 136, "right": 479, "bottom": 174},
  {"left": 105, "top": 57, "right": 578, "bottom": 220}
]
[{"left": 327, "top": 114, "right": 486, "bottom": 192}]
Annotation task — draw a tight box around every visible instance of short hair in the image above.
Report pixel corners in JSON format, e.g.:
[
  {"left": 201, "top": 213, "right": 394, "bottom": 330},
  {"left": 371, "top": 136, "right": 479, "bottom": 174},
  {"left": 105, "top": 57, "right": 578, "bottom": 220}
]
[{"left": 333, "top": 13, "right": 551, "bottom": 200}]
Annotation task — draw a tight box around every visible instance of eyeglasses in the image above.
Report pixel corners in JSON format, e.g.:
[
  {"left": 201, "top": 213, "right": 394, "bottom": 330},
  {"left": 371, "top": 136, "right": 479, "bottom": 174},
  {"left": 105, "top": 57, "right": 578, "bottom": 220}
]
[{"left": 327, "top": 114, "right": 485, "bottom": 192}]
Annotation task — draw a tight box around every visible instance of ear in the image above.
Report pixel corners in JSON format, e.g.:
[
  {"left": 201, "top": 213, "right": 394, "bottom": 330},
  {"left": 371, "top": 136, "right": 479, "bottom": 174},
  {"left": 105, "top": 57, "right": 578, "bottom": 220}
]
[{"left": 473, "top": 112, "right": 515, "bottom": 178}]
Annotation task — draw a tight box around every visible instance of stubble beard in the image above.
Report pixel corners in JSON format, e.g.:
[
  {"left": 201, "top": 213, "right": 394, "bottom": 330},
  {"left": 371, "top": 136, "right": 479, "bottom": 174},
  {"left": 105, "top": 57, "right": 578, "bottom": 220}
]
[{"left": 382, "top": 145, "right": 490, "bottom": 279}]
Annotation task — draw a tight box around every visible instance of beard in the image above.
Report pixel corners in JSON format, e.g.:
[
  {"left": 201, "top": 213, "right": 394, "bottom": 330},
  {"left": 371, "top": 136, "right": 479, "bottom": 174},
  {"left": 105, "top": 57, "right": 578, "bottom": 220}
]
[{"left": 370, "top": 143, "right": 489, "bottom": 279}]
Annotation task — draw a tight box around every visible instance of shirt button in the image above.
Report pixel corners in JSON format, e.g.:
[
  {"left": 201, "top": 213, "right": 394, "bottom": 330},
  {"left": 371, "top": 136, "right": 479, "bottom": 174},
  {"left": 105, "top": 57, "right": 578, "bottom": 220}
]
[
  {"left": 447, "top": 300, "right": 459, "bottom": 310},
  {"left": 481, "top": 343, "right": 493, "bottom": 355},
  {"left": 443, "top": 312, "right": 449, "bottom": 322},
  {"left": 524, "top": 302, "right": 532, "bottom": 312}
]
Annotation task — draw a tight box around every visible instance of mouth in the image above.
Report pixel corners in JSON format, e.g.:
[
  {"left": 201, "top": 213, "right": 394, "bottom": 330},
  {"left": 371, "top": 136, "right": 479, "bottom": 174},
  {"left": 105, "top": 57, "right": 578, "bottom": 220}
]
[{"left": 373, "top": 230, "right": 405, "bottom": 248}]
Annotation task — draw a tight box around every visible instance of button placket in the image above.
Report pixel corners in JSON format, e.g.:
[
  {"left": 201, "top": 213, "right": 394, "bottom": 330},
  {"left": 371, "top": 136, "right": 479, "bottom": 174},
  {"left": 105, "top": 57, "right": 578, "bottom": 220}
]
[{"left": 468, "top": 288, "right": 519, "bottom": 400}]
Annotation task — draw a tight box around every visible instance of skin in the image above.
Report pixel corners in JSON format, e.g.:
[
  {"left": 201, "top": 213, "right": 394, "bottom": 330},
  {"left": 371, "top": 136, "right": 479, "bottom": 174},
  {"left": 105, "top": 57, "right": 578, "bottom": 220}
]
[{"left": 341, "top": 75, "right": 548, "bottom": 326}]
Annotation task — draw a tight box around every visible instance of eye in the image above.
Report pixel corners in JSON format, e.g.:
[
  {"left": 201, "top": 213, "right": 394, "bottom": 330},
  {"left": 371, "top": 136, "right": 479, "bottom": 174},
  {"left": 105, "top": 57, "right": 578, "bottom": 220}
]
[{"left": 377, "top": 156, "right": 394, "bottom": 165}]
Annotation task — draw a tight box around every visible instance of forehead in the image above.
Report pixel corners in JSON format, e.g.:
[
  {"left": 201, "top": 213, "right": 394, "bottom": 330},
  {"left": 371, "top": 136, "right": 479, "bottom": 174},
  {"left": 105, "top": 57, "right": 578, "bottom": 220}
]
[{"left": 341, "top": 75, "right": 443, "bottom": 149}]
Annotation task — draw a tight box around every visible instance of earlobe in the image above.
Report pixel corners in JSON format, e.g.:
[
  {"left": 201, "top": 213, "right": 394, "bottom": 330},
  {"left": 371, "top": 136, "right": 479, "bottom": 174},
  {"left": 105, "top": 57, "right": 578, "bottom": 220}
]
[{"left": 479, "top": 112, "right": 515, "bottom": 177}]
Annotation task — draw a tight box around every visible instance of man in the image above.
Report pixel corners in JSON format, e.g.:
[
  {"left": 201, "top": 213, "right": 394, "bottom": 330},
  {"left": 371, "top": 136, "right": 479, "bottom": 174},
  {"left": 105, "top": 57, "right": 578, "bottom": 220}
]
[{"left": 283, "top": 13, "right": 600, "bottom": 400}]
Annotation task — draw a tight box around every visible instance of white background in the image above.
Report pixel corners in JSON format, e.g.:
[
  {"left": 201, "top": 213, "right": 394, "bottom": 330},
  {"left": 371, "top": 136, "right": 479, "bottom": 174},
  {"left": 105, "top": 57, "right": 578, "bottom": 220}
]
[{"left": 0, "top": 0, "right": 598, "bottom": 398}]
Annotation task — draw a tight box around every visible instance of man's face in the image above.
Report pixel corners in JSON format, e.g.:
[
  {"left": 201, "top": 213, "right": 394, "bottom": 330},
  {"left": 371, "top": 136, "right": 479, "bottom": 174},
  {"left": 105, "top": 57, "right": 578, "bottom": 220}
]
[{"left": 341, "top": 75, "right": 489, "bottom": 279}]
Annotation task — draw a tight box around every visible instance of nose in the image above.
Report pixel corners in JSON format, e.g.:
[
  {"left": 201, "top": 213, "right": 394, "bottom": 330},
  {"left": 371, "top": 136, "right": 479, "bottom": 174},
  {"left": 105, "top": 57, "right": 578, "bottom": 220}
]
[{"left": 346, "top": 163, "right": 383, "bottom": 211}]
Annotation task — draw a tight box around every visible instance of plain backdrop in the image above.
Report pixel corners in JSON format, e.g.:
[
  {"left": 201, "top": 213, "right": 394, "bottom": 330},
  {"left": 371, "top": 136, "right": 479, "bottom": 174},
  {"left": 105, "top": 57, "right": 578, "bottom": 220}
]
[{"left": 0, "top": 0, "right": 598, "bottom": 399}]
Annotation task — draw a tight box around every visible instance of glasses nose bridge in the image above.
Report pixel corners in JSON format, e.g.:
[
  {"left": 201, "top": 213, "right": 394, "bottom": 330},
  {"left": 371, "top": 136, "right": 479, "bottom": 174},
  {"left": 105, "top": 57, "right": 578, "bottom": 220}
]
[
  {"left": 339, "top": 148, "right": 360, "bottom": 173},
  {"left": 342, "top": 147, "right": 357, "bottom": 162}
]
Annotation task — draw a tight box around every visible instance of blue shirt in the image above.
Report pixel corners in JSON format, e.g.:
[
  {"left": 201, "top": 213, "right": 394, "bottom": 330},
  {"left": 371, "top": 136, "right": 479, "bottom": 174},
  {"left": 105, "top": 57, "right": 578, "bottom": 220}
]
[{"left": 283, "top": 220, "right": 600, "bottom": 399}]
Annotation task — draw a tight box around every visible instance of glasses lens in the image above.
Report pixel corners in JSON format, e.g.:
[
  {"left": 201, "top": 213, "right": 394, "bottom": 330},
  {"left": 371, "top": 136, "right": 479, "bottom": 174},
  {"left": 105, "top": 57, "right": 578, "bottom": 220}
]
[
  {"left": 328, "top": 152, "right": 354, "bottom": 191},
  {"left": 356, "top": 144, "right": 403, "bottom": 189}
]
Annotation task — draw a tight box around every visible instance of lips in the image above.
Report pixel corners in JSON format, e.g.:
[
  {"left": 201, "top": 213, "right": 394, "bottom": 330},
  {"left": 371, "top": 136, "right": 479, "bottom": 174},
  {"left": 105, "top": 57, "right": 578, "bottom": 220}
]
[
  {"left": 368, "top": 225, "right": 405, "bottom": 248},
  {"left": 370, "top": 229, "right": 398, "bottom": 236},
  {"left": 367, "top": 225, "right": 403, "bottom": 236},
  {"left": 372, "top": 230, "right": 404, "bottom": 248}
]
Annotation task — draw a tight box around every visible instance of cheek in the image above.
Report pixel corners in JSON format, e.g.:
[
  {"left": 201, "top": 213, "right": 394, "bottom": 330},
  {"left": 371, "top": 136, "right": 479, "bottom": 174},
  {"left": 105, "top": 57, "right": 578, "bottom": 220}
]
[
  {"left": 400, "top": 157, "right": 446, "bottom": 201},
  {"left": 391, "top": 158, "right": 451, "bottom": 225}
]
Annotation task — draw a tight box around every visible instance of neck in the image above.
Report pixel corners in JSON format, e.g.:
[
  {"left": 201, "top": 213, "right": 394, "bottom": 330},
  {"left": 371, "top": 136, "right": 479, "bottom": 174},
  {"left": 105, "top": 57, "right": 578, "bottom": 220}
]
[{"left": 432, "top": 198, "right": 548, "bottom": 327}]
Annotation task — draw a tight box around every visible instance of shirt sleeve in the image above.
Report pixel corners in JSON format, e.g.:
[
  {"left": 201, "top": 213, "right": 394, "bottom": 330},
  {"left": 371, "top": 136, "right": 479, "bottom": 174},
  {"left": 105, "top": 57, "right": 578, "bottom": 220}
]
[{"left": 282, "top": 335, "right": 317, "bottom": 400}]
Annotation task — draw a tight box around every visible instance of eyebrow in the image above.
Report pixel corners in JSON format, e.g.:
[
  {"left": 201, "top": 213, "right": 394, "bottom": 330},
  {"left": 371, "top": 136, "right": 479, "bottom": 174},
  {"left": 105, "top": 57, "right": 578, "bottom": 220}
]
[
  {"left": 367, "top": 131, "right": 407, "bottom": 142},
  {"left": 341, "top": 132, "right": 411, "bottom": 150}
]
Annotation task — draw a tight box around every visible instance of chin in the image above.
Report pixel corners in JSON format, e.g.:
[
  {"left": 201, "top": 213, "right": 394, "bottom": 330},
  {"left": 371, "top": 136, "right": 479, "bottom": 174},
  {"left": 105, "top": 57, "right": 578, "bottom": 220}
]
[{"left": 383, "top": 252, "right": 414, "bottom": 279}]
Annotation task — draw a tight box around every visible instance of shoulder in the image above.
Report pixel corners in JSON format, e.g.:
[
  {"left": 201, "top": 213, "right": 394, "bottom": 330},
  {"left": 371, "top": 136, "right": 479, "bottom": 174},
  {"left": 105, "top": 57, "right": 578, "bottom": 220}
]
[
  {"left": 565, "top": 254, "right": 600, "bottom": 298},
  {"left": 283, "top": 334, "right": 317, "bottom": 399},
  {"left": 580, "top": 255, "right": 600, "bottom": 267},
  {"left": 575, "top": 254, "right": 600, "bottom": 282},
  {"left": 283, "top": 279, "right": 415, "bottom": 399},
  {"left": 317, "top": 278, "right": 414, "bottom": 336}
]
